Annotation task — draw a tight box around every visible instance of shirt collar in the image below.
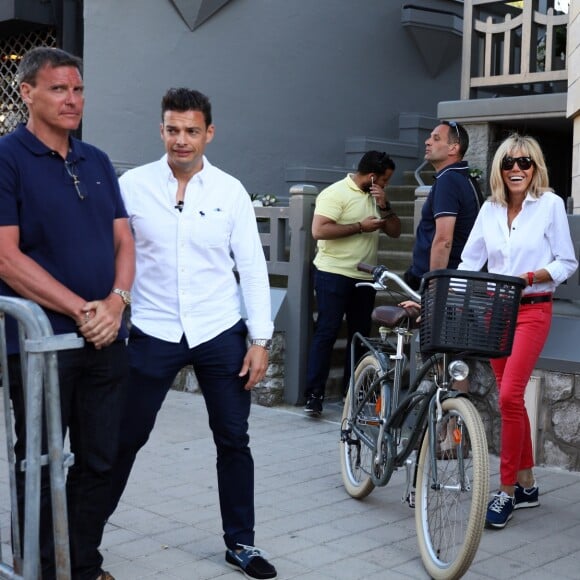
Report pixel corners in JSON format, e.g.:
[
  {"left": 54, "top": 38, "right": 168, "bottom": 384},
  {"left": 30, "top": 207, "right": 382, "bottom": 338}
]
[
  {"left": 523, "top": 191, "right": 541, "bottom": 204},
  {"left": 13, "top": 123, "right": 85, "bottom": 162},
  {"left": 346, "top": 173, "right": 365, "bottom": 194},
  {"left": 434, "top": 160, "right": 469, "bottom": 180},
  {"left": 163, "top": 154, "right": 212, "bottom": 185}
]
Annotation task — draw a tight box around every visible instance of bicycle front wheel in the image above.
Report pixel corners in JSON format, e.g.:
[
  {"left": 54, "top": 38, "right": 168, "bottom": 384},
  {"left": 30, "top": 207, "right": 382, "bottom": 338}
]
[
  {"left": 415, "top": 396, "right": 489, "bottom": 580},
  {"left": 339, "top": 354, "right": 382, "bottom": 499}
]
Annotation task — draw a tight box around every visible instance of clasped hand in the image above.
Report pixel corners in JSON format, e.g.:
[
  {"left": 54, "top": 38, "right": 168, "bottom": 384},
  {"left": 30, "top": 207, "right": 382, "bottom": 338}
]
[{"left": 77, "top": 297, "right": 124, "bottom": 349}]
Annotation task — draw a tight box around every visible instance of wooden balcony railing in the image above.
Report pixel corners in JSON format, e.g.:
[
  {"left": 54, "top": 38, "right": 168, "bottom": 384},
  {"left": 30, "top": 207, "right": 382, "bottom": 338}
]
[{"left": 462, "top": 0, "right": 568, "bottom": 99}]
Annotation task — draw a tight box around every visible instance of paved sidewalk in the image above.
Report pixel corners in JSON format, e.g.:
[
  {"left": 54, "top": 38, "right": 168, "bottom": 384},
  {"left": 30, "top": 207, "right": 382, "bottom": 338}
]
[{"left": 102, "top": 391, "right": 580, "bottom": 579}]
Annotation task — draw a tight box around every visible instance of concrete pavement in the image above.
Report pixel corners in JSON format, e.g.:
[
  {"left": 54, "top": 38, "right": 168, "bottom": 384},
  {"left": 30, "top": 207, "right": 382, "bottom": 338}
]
[{"left": 101, "top": 392, "right": 580, "bottom": 579}]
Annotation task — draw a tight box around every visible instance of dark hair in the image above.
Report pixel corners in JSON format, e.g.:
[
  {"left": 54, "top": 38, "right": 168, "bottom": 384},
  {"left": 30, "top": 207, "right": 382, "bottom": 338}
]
[
  {"left": 161, "top": 88, "right": 212, "bottom": 127},
  {"left": 441, "top": 121, "right": 469, "bottom": 157},
  {"left": 357, "top": 151, "right": 396, "bottom": 175},
  {"left": 17, "top": 47, "right": 82, "bottom": 86}
]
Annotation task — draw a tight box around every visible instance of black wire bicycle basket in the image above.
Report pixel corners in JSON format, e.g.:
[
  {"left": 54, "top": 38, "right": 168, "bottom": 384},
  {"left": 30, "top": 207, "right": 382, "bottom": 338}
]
[{"left": 420, "top": 269, "right": 526, "bottom": 358}]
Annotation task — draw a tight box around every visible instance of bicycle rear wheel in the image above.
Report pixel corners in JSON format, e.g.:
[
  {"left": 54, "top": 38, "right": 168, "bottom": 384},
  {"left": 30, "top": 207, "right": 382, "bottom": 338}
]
[
  {"left": 415, "top": 396, "right": 489, "bottom": 580},
  {"left": 339, "top": 354, "right": 382, "bottom": 499}
]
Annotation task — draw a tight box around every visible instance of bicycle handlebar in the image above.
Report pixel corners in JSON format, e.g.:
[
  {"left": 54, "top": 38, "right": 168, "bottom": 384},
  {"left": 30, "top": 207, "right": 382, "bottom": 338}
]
[
  {"left": 357, "top": 263, "right": 421, "bottom": 303},
  {"left": 357, "top": 262, "right": 375, "bottom": 275}
]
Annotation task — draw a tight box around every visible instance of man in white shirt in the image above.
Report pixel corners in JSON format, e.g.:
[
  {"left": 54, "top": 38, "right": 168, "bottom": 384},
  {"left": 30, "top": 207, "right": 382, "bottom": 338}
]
[{"left": 108, "top": 88, "right": 277, "bottom": 580}]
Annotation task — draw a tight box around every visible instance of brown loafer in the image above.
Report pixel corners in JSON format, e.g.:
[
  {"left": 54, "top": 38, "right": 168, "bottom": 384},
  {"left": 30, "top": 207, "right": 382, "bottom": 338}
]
[{"left": 96, "top": 572, "right": 115, "bottom": 580}]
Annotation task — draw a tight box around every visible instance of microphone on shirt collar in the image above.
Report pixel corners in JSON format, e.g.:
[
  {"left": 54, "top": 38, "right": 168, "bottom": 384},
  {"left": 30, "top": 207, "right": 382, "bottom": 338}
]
[{"left": 175, "top": 200, "right": 184, "bottom": 212}]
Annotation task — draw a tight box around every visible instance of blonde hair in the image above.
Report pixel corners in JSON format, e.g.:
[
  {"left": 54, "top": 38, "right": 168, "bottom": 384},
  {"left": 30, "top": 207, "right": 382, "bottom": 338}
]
[{"left": 489, "top": 134, "right": 552, "bottom": 206}]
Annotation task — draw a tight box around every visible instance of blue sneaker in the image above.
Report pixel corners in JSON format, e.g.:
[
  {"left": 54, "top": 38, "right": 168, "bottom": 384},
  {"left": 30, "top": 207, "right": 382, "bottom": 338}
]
[
  {"left": 225, "top": 544, "right": 277, "bottom": 579},
  {"left": 514, "top": 482, "right": 540, "bottom": 510},
  {"left": 485, "top": 491, "right": 515, "bottom": 529}
]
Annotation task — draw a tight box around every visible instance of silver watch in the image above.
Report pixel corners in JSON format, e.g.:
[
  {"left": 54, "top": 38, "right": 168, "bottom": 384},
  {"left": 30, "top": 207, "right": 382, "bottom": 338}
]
[
  {"left": 251, "top": 338, "right": 272, "bottom": 351},
  {"left": 112, "top": 288, "right": 132, "bottom": 306}
]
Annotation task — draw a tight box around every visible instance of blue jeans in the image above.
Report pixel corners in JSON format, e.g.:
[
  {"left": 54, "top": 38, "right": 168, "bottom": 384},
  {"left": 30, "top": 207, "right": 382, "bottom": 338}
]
[
  {"left": 109, "top": 319, "right": 255, "bottom": 550},
  {"left": 305, "top": 269, "right": 376, "bottom": 399},
  {"left": 9, "top": 341, "right": 128, "bottom": 580}
]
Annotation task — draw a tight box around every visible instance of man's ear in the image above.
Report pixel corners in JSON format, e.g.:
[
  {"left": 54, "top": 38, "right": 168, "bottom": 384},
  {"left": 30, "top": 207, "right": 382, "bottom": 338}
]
[
  {"left": 20, "top": 83, "right": 32, "bottom": 104},
  {"left": 206, "top": 124, "right": 215, "bottom": 144},
  {"left": 449, "top": 141, "right": 460, "bottom": 155}
]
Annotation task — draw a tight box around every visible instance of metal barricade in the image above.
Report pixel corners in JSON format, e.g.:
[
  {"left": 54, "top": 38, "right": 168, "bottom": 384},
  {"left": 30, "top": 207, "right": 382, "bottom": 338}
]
[{"left": 0, "top": 297, "right": 83, "bottom": 579}]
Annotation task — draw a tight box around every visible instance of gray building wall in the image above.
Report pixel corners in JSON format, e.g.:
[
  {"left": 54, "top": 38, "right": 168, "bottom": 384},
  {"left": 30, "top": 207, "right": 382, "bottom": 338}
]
[{"left": 82, "top": 0, "right": 463, "bottom": 198}]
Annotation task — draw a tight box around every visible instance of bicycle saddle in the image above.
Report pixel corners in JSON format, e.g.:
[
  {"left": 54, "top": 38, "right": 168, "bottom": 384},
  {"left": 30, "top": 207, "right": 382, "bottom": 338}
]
[{"left": 372, "top": 305, "right": 420, "bottom": 329}]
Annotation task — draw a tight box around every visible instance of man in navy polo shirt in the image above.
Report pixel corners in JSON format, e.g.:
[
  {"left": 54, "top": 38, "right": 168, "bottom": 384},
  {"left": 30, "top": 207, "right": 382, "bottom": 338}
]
[
  {"left": 0, "top": 47, "right": 134, "bottom": 580},
  {"left": 404, "top": 121, "right": 481, "bottom": 290}
]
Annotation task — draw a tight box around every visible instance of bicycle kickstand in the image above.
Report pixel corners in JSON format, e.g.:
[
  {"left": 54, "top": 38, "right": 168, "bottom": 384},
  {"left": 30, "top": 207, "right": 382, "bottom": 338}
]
[{"left": 401, "top": 454, "right": 416, "bottom": 508}]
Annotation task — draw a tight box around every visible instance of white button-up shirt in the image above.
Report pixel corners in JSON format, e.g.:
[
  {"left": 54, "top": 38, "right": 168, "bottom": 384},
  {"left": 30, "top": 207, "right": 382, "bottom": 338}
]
[
  {"left": 120, "top": 155, "right": 273, "bottom": 347},
  {"left": 459, "top": 191, "right": 578, "bottom": 295}
]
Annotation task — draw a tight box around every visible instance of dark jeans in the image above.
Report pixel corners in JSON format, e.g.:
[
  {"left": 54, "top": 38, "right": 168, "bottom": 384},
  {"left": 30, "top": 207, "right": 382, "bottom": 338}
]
[
  {"left": 305, "top": 269, "right": 376, "bottom": 399},
  {"left": 403, "top": 268, "right": 422, "bottom": 292},
  {"left": 9, "top": 341, "right": 128, "bottom": 580},
  {"left": 109, "top": 319, "right": 255, "bottom": 550}
]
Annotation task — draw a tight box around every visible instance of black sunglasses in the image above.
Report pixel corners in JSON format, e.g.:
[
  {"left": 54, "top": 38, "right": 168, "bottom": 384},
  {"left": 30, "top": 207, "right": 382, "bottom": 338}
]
[
  {"left": 501, "top": 156, "right": 534, "bottom": 171},
  {"left": 64, "top": 161, "right": 89, "bottom": 200}
]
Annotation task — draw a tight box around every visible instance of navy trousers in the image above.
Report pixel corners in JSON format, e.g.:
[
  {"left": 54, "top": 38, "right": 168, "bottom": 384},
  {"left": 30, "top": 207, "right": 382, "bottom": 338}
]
[
  {"left": 305, "top": 268, "right": 376, "bottom": 399},
  {"left": 9, "top": 341, "right": 128, "bottom": 580},
  {"left": 109, "top": 319, "right": 255, "bottom": 549}
]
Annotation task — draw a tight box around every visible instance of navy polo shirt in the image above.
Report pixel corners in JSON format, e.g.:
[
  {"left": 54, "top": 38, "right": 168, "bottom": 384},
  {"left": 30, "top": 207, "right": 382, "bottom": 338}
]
[
  {"left": 409, "top": 161, "right": 479, "bottom": 278},
  {"left": 0, "top": 124, "right": 128, "bottom": 353}
]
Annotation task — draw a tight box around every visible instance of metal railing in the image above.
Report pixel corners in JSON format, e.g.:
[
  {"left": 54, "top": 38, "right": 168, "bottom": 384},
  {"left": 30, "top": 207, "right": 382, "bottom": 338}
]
[
  {"left": 462, "top": 1, "right": 568, "bottom": 99},
  {"left": 0, "top": 297, "right": 82, "bottom": 579}
]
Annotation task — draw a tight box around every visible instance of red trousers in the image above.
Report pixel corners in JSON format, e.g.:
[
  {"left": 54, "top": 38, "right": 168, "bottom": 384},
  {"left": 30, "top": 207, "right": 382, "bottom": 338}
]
[{"left": 490, "top": 301, "right": 552, "bottom": 486}]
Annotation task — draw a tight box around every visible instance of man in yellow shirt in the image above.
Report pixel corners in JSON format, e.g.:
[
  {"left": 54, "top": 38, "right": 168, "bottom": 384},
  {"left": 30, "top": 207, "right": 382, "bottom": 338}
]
[{"left": 304, "top": 151, "right": 401, "bottom": 416}]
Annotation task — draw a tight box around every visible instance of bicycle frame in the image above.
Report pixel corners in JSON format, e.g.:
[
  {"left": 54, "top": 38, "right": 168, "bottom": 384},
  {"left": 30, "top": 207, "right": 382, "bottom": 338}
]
[{"left": 346, "top": 327, "right": 469, "bottom": 489}]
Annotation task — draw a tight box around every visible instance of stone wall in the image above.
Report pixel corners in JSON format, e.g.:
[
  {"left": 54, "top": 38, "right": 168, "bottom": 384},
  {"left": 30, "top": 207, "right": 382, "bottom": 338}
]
[
  {"left": 463, "top": 122, "right": 493, "bottom": 196},
  {"left": 469, "top": 361, "right": 580, "bottom": 473},
  {"left": 534, "top": 369, "right": 580, "bottom": 471}
]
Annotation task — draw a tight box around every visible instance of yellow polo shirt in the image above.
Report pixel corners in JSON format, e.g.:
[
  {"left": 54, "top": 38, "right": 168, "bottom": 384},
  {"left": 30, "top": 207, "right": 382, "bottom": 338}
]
[{"left": 313, "top": 174, "right": 381, "bottom": 279}]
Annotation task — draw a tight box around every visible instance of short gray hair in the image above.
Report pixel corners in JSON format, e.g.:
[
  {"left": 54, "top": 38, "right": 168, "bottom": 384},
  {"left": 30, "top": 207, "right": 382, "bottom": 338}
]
[{"left": 17, "top": 47, "right": 82, "bottom": 86}]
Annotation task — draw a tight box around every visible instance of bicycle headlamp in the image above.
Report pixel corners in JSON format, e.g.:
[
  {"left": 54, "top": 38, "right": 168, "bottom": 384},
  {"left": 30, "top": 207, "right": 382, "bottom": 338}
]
[{"left": 448, "top": 359, "right": 469, "bottom": 382}]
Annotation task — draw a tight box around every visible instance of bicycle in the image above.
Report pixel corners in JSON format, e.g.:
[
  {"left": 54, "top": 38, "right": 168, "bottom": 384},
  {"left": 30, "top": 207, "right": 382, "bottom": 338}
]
[{"left": 339, "top": 264, "right": 524, "bottom": 579}]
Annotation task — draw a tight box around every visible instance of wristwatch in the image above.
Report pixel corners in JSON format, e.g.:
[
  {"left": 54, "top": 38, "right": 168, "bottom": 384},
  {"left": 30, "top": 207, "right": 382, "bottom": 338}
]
[
  {"left": 251, "top": 338, "right": 272, "bottom": 351},
  {"left": 112, "top": 288, "right": 132, "bottom": 306}
]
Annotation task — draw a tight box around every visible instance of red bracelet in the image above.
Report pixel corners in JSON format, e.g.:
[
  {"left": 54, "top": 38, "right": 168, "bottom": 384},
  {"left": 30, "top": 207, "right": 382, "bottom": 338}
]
[{"left": 527, "top": 272, "right": 535, "bottom": 287}]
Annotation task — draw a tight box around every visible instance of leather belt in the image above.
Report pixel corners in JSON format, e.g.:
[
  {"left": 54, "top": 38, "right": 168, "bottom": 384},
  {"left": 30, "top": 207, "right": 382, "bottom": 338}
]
[{"left": 521, "top": 294, "right": 552, "bottom": 305}]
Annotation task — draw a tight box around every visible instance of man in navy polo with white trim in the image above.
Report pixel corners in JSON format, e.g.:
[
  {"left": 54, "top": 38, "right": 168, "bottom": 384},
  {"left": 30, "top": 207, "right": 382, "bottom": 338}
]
[
  {"left": 0, "top": 47, "right": 134, "bottom": 580},
  {"left": 405, "top": 121, "right": 480, "bottom": 290}
]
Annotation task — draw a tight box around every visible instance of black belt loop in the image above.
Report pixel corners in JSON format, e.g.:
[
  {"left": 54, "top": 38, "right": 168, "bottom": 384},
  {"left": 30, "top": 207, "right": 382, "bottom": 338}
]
[{"left": 520, "top": 294, "right": 552, "bottom": 305}]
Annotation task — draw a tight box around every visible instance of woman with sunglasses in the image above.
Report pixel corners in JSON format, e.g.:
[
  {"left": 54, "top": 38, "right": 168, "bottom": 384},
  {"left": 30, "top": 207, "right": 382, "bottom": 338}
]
[{"left": 458, "top": 133, "right": 578, "bottom": 530}]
